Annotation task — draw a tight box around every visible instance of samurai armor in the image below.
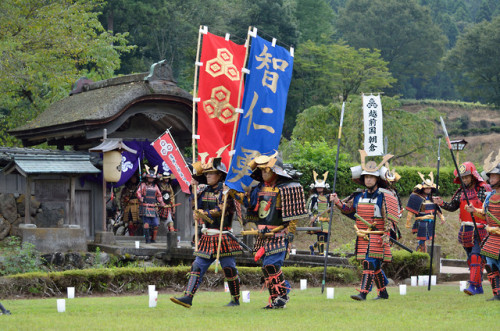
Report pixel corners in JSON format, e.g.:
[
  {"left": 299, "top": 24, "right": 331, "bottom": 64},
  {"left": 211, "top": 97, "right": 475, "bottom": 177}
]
[
  {"left": 481, "top": 192, "right": 500, "bottom": 259},
  {"left": 194, "top": 233, "right": 243, "bottom": 259}
]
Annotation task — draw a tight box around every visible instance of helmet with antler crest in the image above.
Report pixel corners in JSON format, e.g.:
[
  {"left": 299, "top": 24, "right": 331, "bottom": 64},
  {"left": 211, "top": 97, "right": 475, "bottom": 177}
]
[
  {"left": 247, "top": 150, "right": 291, "bottom": 182},
  {"left": 350, "top": 150, "right": 393, "bottom": 187},
  {"left": 481, "top": 149, "right": 500, "bottom": 183},
  {"left": 413, "top": 172, "right": 438, "bottom": 192},
  {"left": 192, "top": 145, "right": 229, "bottom": 183},
  {"left": 143, "top": 164, "right": 160, "bottom": 180},
  {"left": 310, "top": 170, "right": 330, "bottom": 191}
]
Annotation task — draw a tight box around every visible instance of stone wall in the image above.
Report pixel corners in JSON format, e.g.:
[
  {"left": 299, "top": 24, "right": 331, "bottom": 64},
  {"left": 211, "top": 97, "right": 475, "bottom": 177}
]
[{"left": 0, "top": 193, "right": 64, "bottom": 239}]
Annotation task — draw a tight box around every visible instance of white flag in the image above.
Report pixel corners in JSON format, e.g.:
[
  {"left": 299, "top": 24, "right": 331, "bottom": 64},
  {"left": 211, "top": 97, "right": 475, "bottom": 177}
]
[{"left": 363, "top": 94, "right": 383, "bottom": 156}]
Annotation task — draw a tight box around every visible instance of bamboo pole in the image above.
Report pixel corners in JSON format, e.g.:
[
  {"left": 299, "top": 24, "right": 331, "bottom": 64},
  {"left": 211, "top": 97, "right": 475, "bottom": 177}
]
[
  {"left": 192, "top": 26, "right": 205, "bottom": 251},
  {"left": 214, "top": 27, "right": 252, "bottom": 273}
]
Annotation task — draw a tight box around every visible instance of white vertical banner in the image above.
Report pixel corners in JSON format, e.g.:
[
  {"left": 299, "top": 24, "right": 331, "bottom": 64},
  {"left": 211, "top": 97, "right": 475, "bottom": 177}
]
[{"left": 362, "top": 94, "right": 383, "bottom": 156}]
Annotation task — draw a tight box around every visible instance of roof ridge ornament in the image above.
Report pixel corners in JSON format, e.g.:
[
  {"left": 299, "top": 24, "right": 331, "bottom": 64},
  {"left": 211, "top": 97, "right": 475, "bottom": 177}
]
[{"left": 145, "top": 60, "right": 175, "bottom": 83}]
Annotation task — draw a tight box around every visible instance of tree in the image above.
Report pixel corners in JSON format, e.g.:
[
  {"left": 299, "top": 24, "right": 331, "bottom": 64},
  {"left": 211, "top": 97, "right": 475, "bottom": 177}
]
[
  {"left": 335, "top": 0, "right": 447, "bottom": 97},
  {"left": 445, "top": 16, "right": 500, "bottom": 106},
  {"left": 290, "top": 97, "right": 446, "bottom": 166},
  {"left": 294, "top": 0, "right": 336, "bottom": 44},
  {"left": 284, "top": 41, "right": 395, "bottom": 135},
  {"left": 0, "top": 0, "right": 132, "bottom": 146}
]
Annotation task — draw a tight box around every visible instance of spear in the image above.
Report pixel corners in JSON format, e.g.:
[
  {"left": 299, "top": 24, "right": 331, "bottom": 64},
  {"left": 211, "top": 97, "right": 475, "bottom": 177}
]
[
  {"left": 428, "top": 138, "right": 441, "bottom": 291},
  {"left": 321, "top": 100, "right": 345, "bottom": 294},
  {"left": 439, "top": 117, "right": 481, "bottom": 245}
]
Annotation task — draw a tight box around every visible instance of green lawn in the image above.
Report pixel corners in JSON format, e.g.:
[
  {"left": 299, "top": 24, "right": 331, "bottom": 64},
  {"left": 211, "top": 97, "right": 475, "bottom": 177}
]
[{"left": 1, "top": 285, "right": 497, "bottom": 330}]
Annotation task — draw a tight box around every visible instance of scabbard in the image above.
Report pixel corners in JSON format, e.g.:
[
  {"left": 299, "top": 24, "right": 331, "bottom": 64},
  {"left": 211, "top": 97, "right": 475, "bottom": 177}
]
[
  {"left": 389, "top": 237, "right": 413, "bottom": 253},
  {"left": 225, "top": 232, "right": 253, "bottom": 252}
]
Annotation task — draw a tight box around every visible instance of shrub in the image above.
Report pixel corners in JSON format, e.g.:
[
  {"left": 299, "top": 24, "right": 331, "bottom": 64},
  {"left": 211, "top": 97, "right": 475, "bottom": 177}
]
[{"left": 0, "top": 237, "right": 45, "bottom": 276}]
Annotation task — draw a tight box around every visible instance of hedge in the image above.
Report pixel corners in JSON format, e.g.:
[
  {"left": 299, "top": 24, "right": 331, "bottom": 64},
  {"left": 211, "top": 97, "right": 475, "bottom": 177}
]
[
  {"left": 0, "top": 250, "right": 431, "bottom": 298},
  {"left": 0, "top": 266, "right": 357, "bottom": 298},
  {"left": 293, "top": 163, "right": 459, "bottom": 197}
]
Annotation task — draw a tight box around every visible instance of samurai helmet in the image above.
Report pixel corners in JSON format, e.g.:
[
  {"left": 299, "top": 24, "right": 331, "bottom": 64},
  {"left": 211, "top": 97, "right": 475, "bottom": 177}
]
[
  {"left": 481, "top": 149, "right": 500, "bottom": 182},
  {"left": 414, "top": 172, "right": 438, "bottom": 191},
  {"left": 453, "top": 161, "right": 484, "bottom": 184},
  {"left": 192, "top": 145, "right": 229, "bottom": 176},
  {"left": 310, "top": 170, "right": 330, "bottom": 190},
  {"left": 248, "top": 151, "right": 291, "bottom": 181},
  {"left": 143, "top": 164, "right": 160, "bottom": 179},
  {"left": 351, "top": 150, "right": 393, "bottom": 186},
  {"left": 161, "top": 170, "right": 174, "bottom": 180}
]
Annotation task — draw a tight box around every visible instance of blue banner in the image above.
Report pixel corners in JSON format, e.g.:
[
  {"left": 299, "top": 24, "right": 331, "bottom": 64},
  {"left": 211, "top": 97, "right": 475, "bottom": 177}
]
[{"left": 226, "top": 36, "right": 294, "bottom": 192}]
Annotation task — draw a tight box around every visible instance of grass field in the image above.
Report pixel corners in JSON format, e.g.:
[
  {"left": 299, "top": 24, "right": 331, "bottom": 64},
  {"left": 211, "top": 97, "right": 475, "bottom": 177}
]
[{"left": 1, "top": 285, "right": 497, "bottom": 330}]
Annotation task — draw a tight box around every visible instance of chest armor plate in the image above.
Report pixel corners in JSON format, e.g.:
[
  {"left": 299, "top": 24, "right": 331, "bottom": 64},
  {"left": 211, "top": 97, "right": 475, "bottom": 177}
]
[
  {"left": 144, "top": 186, "right": 158, "bottom": 204},
  {"left": 257, "top": 186, "right": 282, "bottom": 226}
]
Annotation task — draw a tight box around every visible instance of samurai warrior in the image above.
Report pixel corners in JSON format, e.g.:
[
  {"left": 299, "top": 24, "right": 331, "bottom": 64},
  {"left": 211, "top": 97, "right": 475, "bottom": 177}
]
[
  {"left": 170, "top": 157, "right": 242, "bottom": 308},
  {"left": 136, "top": 165, "right": 165, "bottom": 243},
  {"left": 120, "top": 174, "right": 141, "bottom": 236},
  {"left": 306, "top": 171, "right": 331, "bottom": 255},
  {"left": 433, "top": 161, "right": 492, "bottom": 296},
  {"left": 158, "top": 170, "right": 177, "bottom": 232},
  {"left": 406, "top": 172, "right": 445, "bottom": 252},
  {"left": 231, "top": 153, "right": 308, "bottom": 309},
  {"left": 331, "top": 151, "right": 401, "bottom": 301},
  {"left": 465, "top": 151, "right": 500, "bottom": 301}
]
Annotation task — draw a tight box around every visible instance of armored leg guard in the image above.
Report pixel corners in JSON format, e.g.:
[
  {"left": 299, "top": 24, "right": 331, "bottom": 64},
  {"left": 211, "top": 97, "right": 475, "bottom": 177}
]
[
  {"left": 373, "top": 268, "right": 389, "bottom": 300},
  {"left": 464, "top": 254, "right": 484, "bottom": 295},
  {"left": 318, "top": 235, "right": 325, "bottom": 255},
  {"left": 143, "top": 224, "right": 151, "bottom": 244},
  {"left": 223, "top": 267, "right": 240, "bottom": 306},
  {"left": 485, "top": 265, "right": 500, "bottom": 301},
  {"left": 262, "top": 265, "right": 289, "bottom": 309},
  {"left": 351, "top": 260, "right": 375, "bottom": 301},
  {"left": 170, "top": 264, "right": 202, "bottom": 308},
  {"left": 128, "top": 223, "right": 136, "bottom": 236},
  {"left": 151, "top": 227, "right": 158, "bottom": 243}
]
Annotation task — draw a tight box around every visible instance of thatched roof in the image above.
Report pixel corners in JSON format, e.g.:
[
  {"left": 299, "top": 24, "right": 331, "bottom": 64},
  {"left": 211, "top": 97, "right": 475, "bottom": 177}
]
[{"left": 10, "top": 62, "right": 193, "bottom": 148}]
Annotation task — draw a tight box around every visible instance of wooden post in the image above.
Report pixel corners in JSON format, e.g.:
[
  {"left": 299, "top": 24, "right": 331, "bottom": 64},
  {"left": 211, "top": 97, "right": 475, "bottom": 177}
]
[
  {"left": 25, "top": 176, "right": 31, "bottom": 224},
  {"left": 102, "top": 178, "right": 107, "bottom": 231},
  {"left": 70, "top": 176, "right": 76, "bottom": 225}
]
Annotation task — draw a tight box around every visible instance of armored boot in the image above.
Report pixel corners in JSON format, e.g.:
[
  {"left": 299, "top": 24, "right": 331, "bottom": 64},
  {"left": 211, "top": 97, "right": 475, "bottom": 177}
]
[
  {"left": 416, "top": 241, "right": 427, "bottom": 253},
  {"left": 485, "top": 265, "right": 500, "bottom": 301},
  {"left": 170, "top": 264, "right": 202, "bottom": 308},
  {"left": 0, "top": 302, "right": 11, "bottom": 315},
  {"left": 464, "top": 254, "right": 484, "bottom": 296},
  {"left": 143, "top": 225, "right": 151, "bottom": 244},
  {"left": 262, "top": 265, "right": 289, "bottom": 309},
  {"left": 373, "top": 268, "right": 389, "bottom": 300},
  {"left": 351, "top": 260, "right": 374, "bottom": 301},
  {"left": 151, "top": 227, "right": 158, "bottom": 243},
  {"left": 223, "top": 267, "right": 240, "bottom": 306},
  {"left": 309, "top": 244, "right": 315, "bottom": 255}
]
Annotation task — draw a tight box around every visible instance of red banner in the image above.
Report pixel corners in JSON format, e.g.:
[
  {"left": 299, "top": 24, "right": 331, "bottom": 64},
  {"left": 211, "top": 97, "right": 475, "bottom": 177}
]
[
  {"left": 197, "top": 32, "right": 246, "bottom": 168},
  {"left": 152, "top": 130, "right": 192, "bottom": 194}
]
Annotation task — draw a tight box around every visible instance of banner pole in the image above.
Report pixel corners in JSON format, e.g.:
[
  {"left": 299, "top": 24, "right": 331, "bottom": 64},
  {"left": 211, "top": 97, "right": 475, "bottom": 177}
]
[
  {"left": 214, "top": 26, "right": 252, "bottom": 273},
  {"left": 192, "top": 26, "right": 204, "bottom": 251},
  {"left": 428, "top": 138, "right": 441, "bottom": 291},
  {"left": 321, "top": 99, "right": 346, "bottom": 293}
]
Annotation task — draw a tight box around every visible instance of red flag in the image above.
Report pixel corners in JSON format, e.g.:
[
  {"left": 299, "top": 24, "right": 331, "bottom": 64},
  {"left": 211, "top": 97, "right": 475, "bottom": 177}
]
[
  {"left": 152, "top": 130, "right": 192, "bottom": 194},
  {"left": 197, "top": 32, "right": 246, "bottom": 168}
]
